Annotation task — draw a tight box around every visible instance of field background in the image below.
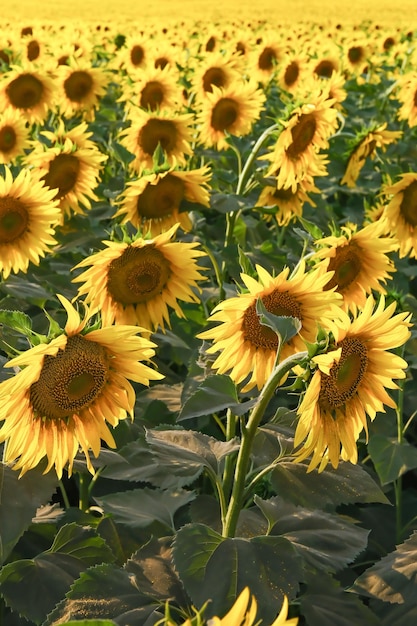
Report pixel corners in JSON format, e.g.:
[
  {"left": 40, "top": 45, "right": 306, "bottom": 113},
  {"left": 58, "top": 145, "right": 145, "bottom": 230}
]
[{"left": 5, "top": 0, "right": 417, "bottom": 25}]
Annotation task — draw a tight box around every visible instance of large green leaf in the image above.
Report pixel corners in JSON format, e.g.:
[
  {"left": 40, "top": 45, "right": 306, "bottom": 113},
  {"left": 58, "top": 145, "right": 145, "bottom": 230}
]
[
  {"left": 0, "top": 524, "right": 114, "bottom": 624},
  {"left": 254, "top": 496, "right": 369, "bottom": 573},
  {"left": 300, "top": 573, "right": 380, "bottom": 626},
  {"left": 352, "top": 531, "right": 417, "bottom": 604},
  {"left": 0, "top": 462, "right": 58, "bottom": 565},
  {"left": 145, "top": 429, "right": 240, "bottom": 476},
  {"left": 94, "top": 488, "right": 195, "bottom": 533},
  {"left": 367, "top": 435, "right": 417, "bottom": 485},
  {"left": 255, "top": 298, "right": 302, "bottom": 346},
  {"left": 270, "top": 461, "right": 389, "bottom": 509},
  {"left": 172, "top": 522, "right": 302, "bottom": 623},
  {"left": 43, "top": 563, "right": 163, "bottom": 626}
]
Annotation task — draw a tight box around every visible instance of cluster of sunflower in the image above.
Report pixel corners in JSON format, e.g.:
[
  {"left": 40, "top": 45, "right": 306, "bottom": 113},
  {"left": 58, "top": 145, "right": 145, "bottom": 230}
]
[{"left": 0, "top": 14, "right": 417, "bottom": 626}]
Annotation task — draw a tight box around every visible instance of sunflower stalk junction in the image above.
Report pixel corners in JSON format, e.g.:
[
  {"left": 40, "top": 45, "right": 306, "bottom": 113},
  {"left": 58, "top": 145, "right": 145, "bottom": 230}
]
[{"left": 222, "top": 350, "right": 308, "bottom": 538}]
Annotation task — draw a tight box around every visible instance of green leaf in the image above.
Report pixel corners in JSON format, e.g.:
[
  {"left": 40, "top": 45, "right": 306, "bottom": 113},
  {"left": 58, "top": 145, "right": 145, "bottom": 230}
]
[
  {"left": 178, "top": 375, "right": 253, "bottom": 420},
  {"left": 172, "top": 523, "right": 302, "bottom": 623},
  {"left": 255, "top": 298, "right": 302, "bottom": 346},
  {"left": 94, "top": 488, "right": 195, "bottom": 533},
  {"left": 270, "top": 460, "right": 390, "bottom": 509},
  {"left": 53, "top": 621, "right": 117, "bottom": 626},
  {"left": 0, "top": 462, "right": 58, "bottom": 565},
  {"left": 368, "top": 435, "right": 417, "bottom": 485},
  {"left": 352, "top": 531, "right": 417, "bottom": 604},
  {"left": 300, "top": 573, "right": 380, "bottom": 626},
  {"left": 210, "top": 192, "right": 246, "bottom": 213},
  {"left": 237, "top": 246, "right": 256, "bottom": 277},
  {"left": 254, "top": 495, "right": 369, "bottom": 573},
  {"left": 43, "top": 563, "right": 162, "bottom": 626},
  {"left": 0, "top": 309, "right": 32, "bottom": 336},
  {"left": 0, "top": 524, "right": 113, "bottom": 624},
  {"left": 145, "top": 428, "right": 240, "bottom": 476}
]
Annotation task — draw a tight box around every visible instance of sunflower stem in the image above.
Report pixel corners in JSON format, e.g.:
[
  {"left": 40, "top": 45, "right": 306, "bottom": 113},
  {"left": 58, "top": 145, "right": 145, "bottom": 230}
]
[
  {"left": 395, "top": 378, "right": 406, "bottom": 542},
  {"left": 222, "top": 350, "right": 308, "bottom": 538},
  {"left": 78, "top": 472, "right": 91, "bottom": 512},
  {"left": 222, "top": 408, "right": 238, "bottom": 501},
  {"left": 58, "top": 479, "right": 71, "bottom": 509}
]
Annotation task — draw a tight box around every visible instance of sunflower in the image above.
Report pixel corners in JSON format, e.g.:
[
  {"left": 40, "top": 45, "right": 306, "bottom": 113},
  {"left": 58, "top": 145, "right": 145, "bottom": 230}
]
[
  {"left": 256, "top": 175, "right": 318, "bottom": 226},
  {"left": 312, "top": 55, "right": 340, "bottom": 79},
  {"left": 118, "top": 109, "right": 195, "bottom": 173},
  {"left": 196, "top": 81, "right": 265, "bottom": 151},
  {"left": 294, "top": 295, "right": 411, "bottom": 472},
  {"left": 0, "top": 107, "right": 31, "bottom": 164},
  {"left": 262, "top": 91, "right": 338, "bottom": 191},
  {"left": 276, "top": 52, "right": 309, "bottom": 95},
  {"left": 190, "top": 50, "right": 242, "bottom": 101},
  {"left": 249, "top": 33, "right": 285, "bottom": 84},
  {"left": 25, "top": 134, "right": 107, "bottom": 221},
  {"left": 0, "top": 64, "right": 56, "bottom": 124},
  {"left": 343, "top": 38, "right": 370, "bottom": 76},
  {"left": 55, "top": 58, "right": 110, "bottom": 120},
  {"left": 207, "top": 588, "right": 298, "bottom": 626},
  {"left": 0, "top": 295, "right": 163, "bottom": 478},
  {"left": 198, "top": 261, "right": 343, "bottom": 392},
  {"left": 340, "top": 124, "right": 402, "bottom": 188},
  {"left": 312, "top": 222, "right": 398, "bottom": 312},
  {"left": 114, "top": 165, "right": 212, "bottom": 236},
  {"left": 396, "top": 72, "right": 417, "bottom": 128},
  {"left": 72, "top": 223, "right": 207, "bottom": 331},
  {"left": 118, "top": 65, "right": 183, "bottom": 115},
  {"left": 380, "top": 172, "right": 417, "bottom": 258},
  {"left": 115, "top": 33, "right": 151, "bottom": 73},
  {"left": 0, "top": 166, "right": 60, "bottom": 279}
]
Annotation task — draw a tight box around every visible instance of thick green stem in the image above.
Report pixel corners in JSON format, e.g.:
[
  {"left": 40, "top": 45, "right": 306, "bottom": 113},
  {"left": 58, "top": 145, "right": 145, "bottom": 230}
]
[
  {"left": 78, "top": 472, "right": 91, "bottom": 512},
  {"left": 395, "top": 378, "right": 405, "bottom": 542},
  {"left": 222, "top": 408, "right": 238, "bottom": 502},
  {"left": 222, "top": 351, "right": 308, "bottom": 537}
]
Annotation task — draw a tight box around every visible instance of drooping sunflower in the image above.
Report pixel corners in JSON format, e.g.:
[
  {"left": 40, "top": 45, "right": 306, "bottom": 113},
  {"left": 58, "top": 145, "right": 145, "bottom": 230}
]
[
  {"left": 0, "top": 64, "right": 56, "bottom": 124},
  {"left": 256, "top": 174, "right": 319, "bottom": 227},
  {"left": 0, "top": 295, "right": 163, "bottom": 478},
  {"left": 72, "top": 223, "right": 207, "bottom": 331},
  {"left": 395, "top": 72, "right": 417, "bottom": 128},
  {"left": 118, "top": 65, "right": 183, "bottom": 115},
  {"left": 196, "top": 81, "right": 265, "bottom": 151},
  {"left": 114, "top": 165, "right": 212, "bottom": 236},
  {"left": 118, "top": 109, "right": 195, "bottom": 173},
  {"left": 198, "top": 261, "right": 343, "bottom": 392},
  {"left": 0, "top": 166, "right": 60, "bottom": 280},
  {"left": 340, "top": 123, "right": 402, "bottom": 188},
  {"left": 55, "top": 58, "right": 110, "bottom": 120},
  {"left": 25, "top": 134, "right": 107, "bottom": 221},
  {"left": 294, "top": 295, "right": 411, "bottom": 472},
  {"left": 262, "top": 91, "right": 339, "bottom": 191},
  {"left": 312, "top": 222, "right": 398, "bottom": 312},
  {"left": 380, "top": 172, "right": 417, "bottom": 258},
  {"left": 0, "top": 106, "right": 31, "bottom": 164}
]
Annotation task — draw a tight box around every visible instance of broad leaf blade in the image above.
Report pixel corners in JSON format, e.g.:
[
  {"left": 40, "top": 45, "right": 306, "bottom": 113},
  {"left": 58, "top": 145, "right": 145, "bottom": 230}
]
[
  {"left": 352, "top": 531, "right": 417, "bottom": 604},
  {"left": 368, "top": 435, "right": 417, "bottom": 485},
  {"left": 172, "top": 523, "right": 301, "bottom": 623},
  {"left": 0, "top": 462, "right": 58, "bottom": 565},
  {"left": 178, "top": 375, "right": 241, "bottom": 420}
]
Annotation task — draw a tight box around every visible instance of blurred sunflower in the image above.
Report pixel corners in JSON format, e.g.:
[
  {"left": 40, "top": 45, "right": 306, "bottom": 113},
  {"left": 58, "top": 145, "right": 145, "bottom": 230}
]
[
  {"left": 73, "top": 223, "right": 207, "bottom": 331},
  {"left": 343, "top": 38, "right": 370, "bottom": 76},
  {"left": 207, "top": 588, "right": 298, "bottom": 626},
  {"left": 119, "top": 65, "right": 183, "bottom": 114},
  {"left": 249, "top": 33, "right": 285, "bottom": 83},
  {"left": 312, "top": 222, "right": 398, "bottom": 312},
  {"left": 55, "top": 58, "right": 110, "bottom": 120},
  {"left": 190, "top": 50, "right": 242, "bottom": 101},
  {"left": 276, "top": 52, "right": 309, "bottom": 95},
  {"left": 114, "top": 165, "right": 212, "bottom": 236},
  {"left": 256, "top": 174, "right": 319, "bottom": 226},
  {"left": 262, "top": 91, "right": 338, "bottom": 191},
  {"left": 294, "top": 295, "right": 411, "bottom": 472},
  {"left": 0, "top": 107, "right": 31, "bottom": 164},
  {"left": 380, "top": 172, "right": 417, "bottom": 258},
  {"left": 340, "top": 123, "right": 402, "bottom": 188},
  {"left": 25, "top": 134, "right": 107, "bottom": 220},
  {"left": 0, "top": 295, "right": 163, "bottom": 478},
  {"left": 119, "top": 109, "right": 195, "bottom": 172},
  {"left": 0, "top": 166, "right": 60, "bottom": 279},
  {"left": 196, "top": 81, "right": 265, "bottom": 151},
  {"left": 116, "top": 33, "right": 150, "bottom": 72},
  {"left": 198, "top": 262, "right": 343, "bottom": 392},
  {"left": 151, "top": 41, "right": 178, "bottom": 71},
  {"left": 396, "top": 72, "right": 417, "bottom": 127},
  {"left": 312, "top": 55, "right": 340, "bottom": 79},
  {"left": 0, "top": 64, "right": 56, "bottom": 123}
]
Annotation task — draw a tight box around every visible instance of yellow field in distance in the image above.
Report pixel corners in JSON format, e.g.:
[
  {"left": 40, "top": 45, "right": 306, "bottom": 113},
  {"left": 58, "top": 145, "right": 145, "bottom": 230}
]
[{"left": 6, "top": 0, "right": 417, "bottom": 26}]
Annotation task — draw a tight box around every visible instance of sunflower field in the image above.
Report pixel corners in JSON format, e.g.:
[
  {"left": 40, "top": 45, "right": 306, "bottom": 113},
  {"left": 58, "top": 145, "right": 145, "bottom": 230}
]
[{"left": 1, "top": 5, "right": 417, "bottom": 626}]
